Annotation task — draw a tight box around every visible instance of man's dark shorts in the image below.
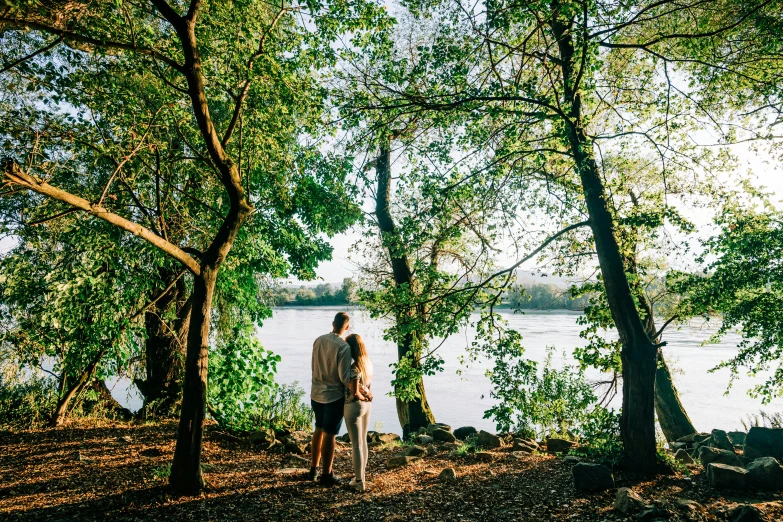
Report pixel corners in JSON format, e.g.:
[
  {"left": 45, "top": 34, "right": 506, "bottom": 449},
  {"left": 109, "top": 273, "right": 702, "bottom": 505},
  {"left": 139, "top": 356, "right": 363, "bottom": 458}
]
[{"left": 311, "top": 398, "right": 345, "bottom": 435}]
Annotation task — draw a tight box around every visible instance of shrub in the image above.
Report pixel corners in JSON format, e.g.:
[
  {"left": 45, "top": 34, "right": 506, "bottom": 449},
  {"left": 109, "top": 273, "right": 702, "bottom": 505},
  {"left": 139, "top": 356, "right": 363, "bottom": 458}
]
[
  {"left": 0, "top": 361, "right": 58, "bottom": 430},
  {"left": 570, "top": 407, "right": 623, "bottom": 467}
]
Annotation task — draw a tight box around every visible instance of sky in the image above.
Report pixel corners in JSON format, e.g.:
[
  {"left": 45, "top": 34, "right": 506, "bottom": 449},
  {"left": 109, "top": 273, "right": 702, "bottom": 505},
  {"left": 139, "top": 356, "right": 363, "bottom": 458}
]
[{"left": 305, "top": 142, "right": 783, "bottom": 284}]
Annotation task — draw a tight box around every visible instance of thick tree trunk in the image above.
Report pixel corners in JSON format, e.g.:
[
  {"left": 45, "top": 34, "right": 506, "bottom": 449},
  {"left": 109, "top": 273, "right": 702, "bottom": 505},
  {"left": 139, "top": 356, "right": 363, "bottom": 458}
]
[
  {"left": 551, "top": 13, "right": 659, "bottom": 472},
  {"left": 169, "top": 269, "right": 215, "bottom": 494},
  {"left": 135, "top": 270, "right": 192, "bottom": 417},
  {"left": 395, "top": 332, "right": 437, "bottom": 440},
  {"left": 375, "top": 141, "right": 436, "bottom": 438}
]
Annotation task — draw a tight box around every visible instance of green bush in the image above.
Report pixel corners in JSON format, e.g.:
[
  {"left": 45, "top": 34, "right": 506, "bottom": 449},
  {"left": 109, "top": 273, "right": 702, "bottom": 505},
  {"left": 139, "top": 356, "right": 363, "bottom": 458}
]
[
  {"left": 209, "top": 322, "right": 313, "bottom": 433},
  {"left": 0, "top": 371, "right": 58, "bottom": 430},
  {"left": 570, "top": 407, "right": 623, "bottom": 467}
]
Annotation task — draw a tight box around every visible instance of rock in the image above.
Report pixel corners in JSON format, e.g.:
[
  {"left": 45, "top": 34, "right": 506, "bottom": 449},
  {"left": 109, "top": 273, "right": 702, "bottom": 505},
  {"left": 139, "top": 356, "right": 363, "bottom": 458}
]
[
  {"left": 674, "top": 499, "right": 705, "bottom": 514},
  {"left": 476, "top": 430, "right": 502, "bottom": 449},
  {"left": 140, "top": 448, "right": 164, "bottom": 458},
  {"left": 431, "top": 428, "right": 457, "bottom": 443},
  {"left": 709, "top": 429, "right": 735, "bottom": 452},
  {"left": 403, "top": 445, "right": 428, "bottom": 457},
  {"left": 614, "top": 487, "right": 644, "bottom": 514},
  {"left": 414, "top": 434, "right": 434, "bottom": 445},
  {"left": 513, "top": 438, "right": 539, "bottom": 452},
  {"left": 386, "top": 455, "right": 420, "bottom": 469},
  {"left": 277, "top": 467, "right": 307, "bottom": 475},
  {"left": 674, "top": 448, "right": 695, "bottom": 465},
  {"left": 438, "top": 467, "right": 457, "bottom": 481},
  {"left": 282, "top": 454, "right": 310, "bottom": 468},
  {"left": 745, "top": 456, "right": 783, "bottom": 490},
  {"left": 250, "top": 429, "right": 277, "bottom": 450},
  {"left": 707, "top": 462, "right": 748, "bottom": 489},
  {"left": 453, "top": 426, "right": 477, "bottom": 440},
  {"left": 475, "top": 451, "right": 496, "bottom": 462},
  {"left": 416, "top": 427, "right": 427, "bottom": 435},
  {"left": 426, "top": 444, "right": 437, "bottom": 457},
  {"left": 676, "top": 432, "right": 711, "bottom": 444},
  {"left": 442, "top": 442, "right": 462, "bottom": 451},
  {"left": 380, "top": 433, "right": 400, "bottom": 443},
  {"left": 728, "top": 504, "right": 763, "bottom": 522},
  {"left": 274, "top": 427, "right": 291, "bottom": 440},
  {"left": 547, "top": 437, "right": 575, "bottom": 454},
  {"left": 637, "top": 507, "right": 671, "bottom": 522},
  {"left": 669, "top": 442, "right": 687, "bottom": 452},
  {"left": 745, "top": 427, "right": 783, "bottom": 461},
  {"left": 426, "top": 423, "right": 452, "bottom": 435},
  {"left": 699, "top": 446, "right": 743, "bottom": 469},
  {"left": 367, "top": 431, "right": 382, "bottom": 443},
  {"left": 728, "top": 431, "right": 747, "bottom": 446},
  {"left": 572, "top": 462, "right": 614, "bottom": 492},
  {"left": 337, "top": 433, "right": 351, "bottom": 443},
  {"left": 563, "top": 455, "right": 582, "bottom": 464},
  {"left": 637, "top": 507, "right": 670, "bottom": 522},
  {"left": 282, "top": 431, "right": 310, "bottom": 455}
]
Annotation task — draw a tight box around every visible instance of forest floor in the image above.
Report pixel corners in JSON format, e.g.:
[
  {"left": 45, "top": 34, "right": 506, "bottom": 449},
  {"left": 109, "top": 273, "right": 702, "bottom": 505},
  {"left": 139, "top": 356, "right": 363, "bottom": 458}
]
[{"left": 1, "top": 421, "right": 782, "bottom": 522}]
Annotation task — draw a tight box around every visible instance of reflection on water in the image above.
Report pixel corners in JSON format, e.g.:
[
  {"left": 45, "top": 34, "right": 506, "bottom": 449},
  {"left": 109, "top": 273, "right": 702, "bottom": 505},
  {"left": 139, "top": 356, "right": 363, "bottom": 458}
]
[{"left": 110, "top": 307, "right": 783, "bottom": 436}]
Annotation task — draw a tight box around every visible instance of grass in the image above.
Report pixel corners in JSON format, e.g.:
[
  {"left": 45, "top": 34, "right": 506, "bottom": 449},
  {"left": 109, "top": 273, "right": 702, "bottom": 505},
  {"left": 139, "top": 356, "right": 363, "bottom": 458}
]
[{"left": 151, "top": 465, "right": 171, "bottom": 481}]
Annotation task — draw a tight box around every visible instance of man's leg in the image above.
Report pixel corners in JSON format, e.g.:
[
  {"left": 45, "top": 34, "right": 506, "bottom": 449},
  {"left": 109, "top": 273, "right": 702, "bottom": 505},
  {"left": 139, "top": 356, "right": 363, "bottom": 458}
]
[
  {"left": 321, "top": 432, "right": 337, "bottom": 475},
  {"left": 310, "top": 428, "right": 324, "bottom": 469}
]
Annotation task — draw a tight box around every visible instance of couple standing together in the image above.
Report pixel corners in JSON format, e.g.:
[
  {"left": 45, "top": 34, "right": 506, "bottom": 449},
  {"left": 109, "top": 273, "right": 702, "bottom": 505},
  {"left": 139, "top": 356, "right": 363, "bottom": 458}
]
[{"left": 309, "top": 312, "right": 374, "bottom": 491}]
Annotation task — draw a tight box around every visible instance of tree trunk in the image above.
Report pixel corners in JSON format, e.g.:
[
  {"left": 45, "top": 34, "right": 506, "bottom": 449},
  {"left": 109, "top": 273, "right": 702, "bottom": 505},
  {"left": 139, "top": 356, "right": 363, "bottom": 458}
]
[
  {"left": 135, "top": 269, "right": 192, "bottom": 418},
  {"left": 550, "top": 17, "right": 658, "bottom": 472},
  {"left": 655, "top": 354, "right": 696, "bottom": 442},
  {"left": 169, "top": 269, "right": 215, "bottom": 494},
  {"left": 51, "top": 349, "right": 104, "bottom": 426},
  {"left": 625, "top": 233, "right": 697, "bottom": 443},
  {"left": 375, "top": 140, "right": 436, "bottom": 438}
]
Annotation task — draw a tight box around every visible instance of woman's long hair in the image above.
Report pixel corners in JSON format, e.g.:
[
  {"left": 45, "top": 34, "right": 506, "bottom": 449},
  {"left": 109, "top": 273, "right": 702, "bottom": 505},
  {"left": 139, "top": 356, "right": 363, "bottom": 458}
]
[{"left": 346, "top": 333, "right": 371, "bottom": 383}]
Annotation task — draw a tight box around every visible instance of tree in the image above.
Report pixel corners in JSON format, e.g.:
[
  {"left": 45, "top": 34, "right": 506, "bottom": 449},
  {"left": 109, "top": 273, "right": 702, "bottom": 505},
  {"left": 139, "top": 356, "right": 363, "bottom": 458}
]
[
  {"left": 1, "top": 0, "right": 385, "bottom": 493},
  {"left": 672, "top": 207, "right": 783, "bottom": 403},
  {"left": 346, "top": 0, "right": 777, "bottom": 470}
]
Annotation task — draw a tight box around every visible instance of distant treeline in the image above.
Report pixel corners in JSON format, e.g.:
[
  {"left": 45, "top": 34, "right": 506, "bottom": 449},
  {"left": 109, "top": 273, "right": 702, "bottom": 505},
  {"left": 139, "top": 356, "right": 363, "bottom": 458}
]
[
  {"left": 272, "top": 279, "right": 590, "bottom": 310},
  {"left": 272, "top": 278, "right": 358, "bottom": 306}
]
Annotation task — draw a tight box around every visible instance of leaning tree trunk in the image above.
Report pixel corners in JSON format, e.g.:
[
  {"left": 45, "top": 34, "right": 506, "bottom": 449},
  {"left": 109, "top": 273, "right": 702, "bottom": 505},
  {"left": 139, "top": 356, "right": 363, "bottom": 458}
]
[
  {"left": 635, "top": 284, "right": 696, "bottom": 442},
  {"left": 375, "top": 140, "right": 436, "bottom": 439},
  {"left": 552, "top": 15, "right": 658, "bottom": 472},
  {"left": 620, "top": 220, "right": 697, "bottom": 443},
  {"left": 135, "top": 270, "right": 192, "bottom": 418},
  {"left": 51, "top": 349, "right": 104, "bottom": 426}
]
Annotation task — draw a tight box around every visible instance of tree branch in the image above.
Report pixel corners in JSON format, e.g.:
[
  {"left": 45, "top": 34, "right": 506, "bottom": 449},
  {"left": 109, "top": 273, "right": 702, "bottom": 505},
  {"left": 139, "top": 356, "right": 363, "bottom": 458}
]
[
  {"left": 2, "top": 161, "right": 201, "bottom": 275},
  {"left": 0, "top": 35, "right": 63, "bottom": 74}
]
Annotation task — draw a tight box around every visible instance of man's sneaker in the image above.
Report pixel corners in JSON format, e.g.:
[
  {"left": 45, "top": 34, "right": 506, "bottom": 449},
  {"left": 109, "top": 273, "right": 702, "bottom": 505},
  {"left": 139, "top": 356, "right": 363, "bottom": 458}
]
[
  {"left": 306, "top": 467, "right": 318, "bottom": 482},
  {"left": 319, "top": 472, "right": 341, "bottom": 487}
]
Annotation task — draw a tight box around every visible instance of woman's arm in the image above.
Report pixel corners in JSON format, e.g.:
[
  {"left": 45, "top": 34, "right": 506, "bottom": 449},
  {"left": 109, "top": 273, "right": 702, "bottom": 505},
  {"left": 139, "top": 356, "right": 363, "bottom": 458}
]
[{"left": 349, "top": 379, "right": 368, "bottom": 401}]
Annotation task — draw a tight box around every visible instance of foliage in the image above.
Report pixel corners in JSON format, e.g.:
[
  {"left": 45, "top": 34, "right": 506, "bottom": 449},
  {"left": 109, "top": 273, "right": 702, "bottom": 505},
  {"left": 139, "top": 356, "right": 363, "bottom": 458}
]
[
  {"left": 270, "top": 278, "right": 359, "bottom": 306},
  {"left": 742, "top": 411, "right": 783, "bottom": 430},
  {"left": 477, "top": 314, "right": 596, "bottom": 438},
  {"left": 0, "top": 364, "right": 58, "bottom": 431},
  {"left": 570, "top": 407, "right": 623, "bottom": 467},
  {"left": 671, "top": 209, "right": 783, "bottom": 403},
  {"left": 208, "top": 322, "right": 281, "bottom": 432}
]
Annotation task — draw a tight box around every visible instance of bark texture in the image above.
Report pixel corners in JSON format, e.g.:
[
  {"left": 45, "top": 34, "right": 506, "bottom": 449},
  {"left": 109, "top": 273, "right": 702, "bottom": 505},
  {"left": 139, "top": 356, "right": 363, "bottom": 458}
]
[
  {"left": 135, "top": 270, "right": 192, "bottom": 418},
  {"left": 375, "top": 141, "right": 436, "bottom": 439},
  {"left": 551, "top": 13, "right": 658, "bottom": 472}
]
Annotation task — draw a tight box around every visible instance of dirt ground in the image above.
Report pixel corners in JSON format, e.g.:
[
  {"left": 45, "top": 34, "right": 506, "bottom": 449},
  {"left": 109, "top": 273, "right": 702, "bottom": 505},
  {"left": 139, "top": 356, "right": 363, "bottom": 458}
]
[{"left": 1, "top": 421, "right": 782, "bottom": 521}]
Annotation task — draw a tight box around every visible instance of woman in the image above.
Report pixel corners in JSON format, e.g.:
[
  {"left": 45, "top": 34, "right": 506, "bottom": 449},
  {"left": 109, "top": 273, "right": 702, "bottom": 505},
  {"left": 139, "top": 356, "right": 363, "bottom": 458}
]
[{"left": 344, "top": 333, "right": 373, "bottom": 492}]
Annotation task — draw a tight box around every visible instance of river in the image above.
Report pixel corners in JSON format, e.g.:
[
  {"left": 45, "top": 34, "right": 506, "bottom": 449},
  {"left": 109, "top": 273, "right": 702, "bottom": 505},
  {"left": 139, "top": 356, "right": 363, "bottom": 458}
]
[{"left": 111, "top": 308, "right": 782, "bottom": 436}]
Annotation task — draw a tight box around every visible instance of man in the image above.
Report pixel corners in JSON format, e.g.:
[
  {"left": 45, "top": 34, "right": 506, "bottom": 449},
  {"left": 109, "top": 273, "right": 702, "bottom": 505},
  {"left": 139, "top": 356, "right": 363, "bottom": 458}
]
[{"left": 309, "top": 311, "right": 352, "bottom": 486}]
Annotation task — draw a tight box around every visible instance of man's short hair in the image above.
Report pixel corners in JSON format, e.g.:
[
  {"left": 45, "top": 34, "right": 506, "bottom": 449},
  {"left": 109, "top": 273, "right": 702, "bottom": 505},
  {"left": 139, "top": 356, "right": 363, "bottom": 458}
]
[{"left": 333, "top": 312, "right": 350, "bottom": 330}]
